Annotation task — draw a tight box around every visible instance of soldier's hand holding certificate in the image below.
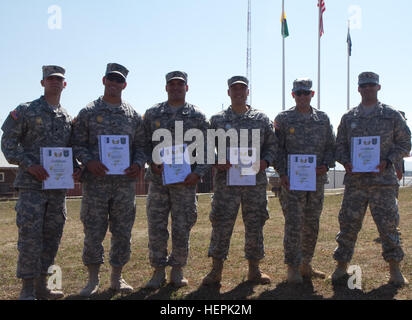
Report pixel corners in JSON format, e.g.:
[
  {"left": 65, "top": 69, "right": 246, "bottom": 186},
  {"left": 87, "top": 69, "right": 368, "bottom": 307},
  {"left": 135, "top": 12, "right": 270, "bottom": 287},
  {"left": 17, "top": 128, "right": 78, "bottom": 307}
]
[{"left": 41, "top": 147, "right": 74, "bottom": 189}]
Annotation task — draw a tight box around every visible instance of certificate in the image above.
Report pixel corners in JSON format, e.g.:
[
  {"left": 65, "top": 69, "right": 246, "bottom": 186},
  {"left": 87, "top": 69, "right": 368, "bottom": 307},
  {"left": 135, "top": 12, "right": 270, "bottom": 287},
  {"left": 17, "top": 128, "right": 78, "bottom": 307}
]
[
  {"left": 99, "top": 135, "right": 130, "bottom": 175},
  {"left": 288, "top": 154, "right": 316, "bottom": 191},
  {"left": 162, "top": 144, "right": 192, "bottom": 185},
  {"left": 227, "top": 147, "right": 257, "bottom": 186},
  {"left": 351, "top": 136, "right": 380, "bottom": 173},
  {"left": 41, "top": 147, "right": 74, "bottom": 190}
]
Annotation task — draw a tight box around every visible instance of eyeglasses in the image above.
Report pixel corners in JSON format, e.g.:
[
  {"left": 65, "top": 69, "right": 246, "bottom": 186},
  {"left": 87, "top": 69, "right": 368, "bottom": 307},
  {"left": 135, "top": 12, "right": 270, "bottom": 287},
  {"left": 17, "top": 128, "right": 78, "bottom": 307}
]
[
  {"left": 294, "top": 90, "right": 312, "bottom": 96},
  {"left": 106, "top": 74, "right": 125, "bottom": 83},
  {"left": 359, "top": 83, "right": 377, "bottom": 89}
]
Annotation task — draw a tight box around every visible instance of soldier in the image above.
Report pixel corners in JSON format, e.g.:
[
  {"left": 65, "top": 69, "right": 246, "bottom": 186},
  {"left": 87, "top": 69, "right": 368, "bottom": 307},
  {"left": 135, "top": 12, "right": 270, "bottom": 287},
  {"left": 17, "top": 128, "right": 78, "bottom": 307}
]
[
  {"left": 202, "top": 76, "right": 277, "bottom": 286},
  {"left": 72, "top": 63, "right": 147, "bottom": 296},
  {"left": 1, "top": 65, "right": 78, "bottom": 300},
  {"left": 274, "top": 79, "right": 335, "bottom": 284},
  {"left": 331, "top": 72, "right": 411, "bottom": 286},
  {"left": 143, "top": 71, "right": 209, "bottom": 289}
]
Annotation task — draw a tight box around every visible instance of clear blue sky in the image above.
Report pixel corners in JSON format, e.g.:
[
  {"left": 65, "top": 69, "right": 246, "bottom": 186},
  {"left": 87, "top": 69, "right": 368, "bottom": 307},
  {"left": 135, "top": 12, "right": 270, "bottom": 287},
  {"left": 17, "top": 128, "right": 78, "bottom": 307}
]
[{"left": 1, "top": 0, "right": 412, "bottom": 167}]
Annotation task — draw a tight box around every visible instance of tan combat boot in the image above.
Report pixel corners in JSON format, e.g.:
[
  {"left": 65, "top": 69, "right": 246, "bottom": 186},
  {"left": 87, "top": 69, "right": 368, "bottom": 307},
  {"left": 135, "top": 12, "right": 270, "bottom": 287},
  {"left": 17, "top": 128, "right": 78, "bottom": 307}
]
[
  {"left": 329, "top": 261, "right": 348, "bottom": 281},
  {"left": 287, "top": 265, "right": 303, "bottom": 284},
  {"left": 248, "top": 259, "right": 271, "bottom": 285},
  {"left": 202, "top": 258, "right": 224, "bottom": 285},
  {"left": 79, "top": 264, "right": 100, "bottom": 297},
  {"left": 300, "top": 263, "right": 326, "bottom": 279},
  {"left": 35, "top": 274, "right": 64, "bottom": 300},
  {"left": 170, "top": 266, "right": 188, "bottom": 288},
  {"left": 145, "top": 267, "right": 167, "bottom": 289},
  {"left": 110, "top": 266, "right": 134, "bottom": 294},
  {"left": 19, "top": 278, "right": 36, "bottom": 300},
  {"left": 388, "top": 260, "right": 409, "bottom": 287}
]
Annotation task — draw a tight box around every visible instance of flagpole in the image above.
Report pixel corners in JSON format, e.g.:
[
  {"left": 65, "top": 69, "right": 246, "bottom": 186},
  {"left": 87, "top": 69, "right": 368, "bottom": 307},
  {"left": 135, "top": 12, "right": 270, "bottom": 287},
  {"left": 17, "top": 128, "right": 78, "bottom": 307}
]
[
  {"left": 347, "top": 20, "right": 350, "bottom": 110},
  {"left": 317, "top": 1, "right": 321, "bottom": 110},
  {"left": 282, "top": 0, "right": 285, "bottom": 110}
]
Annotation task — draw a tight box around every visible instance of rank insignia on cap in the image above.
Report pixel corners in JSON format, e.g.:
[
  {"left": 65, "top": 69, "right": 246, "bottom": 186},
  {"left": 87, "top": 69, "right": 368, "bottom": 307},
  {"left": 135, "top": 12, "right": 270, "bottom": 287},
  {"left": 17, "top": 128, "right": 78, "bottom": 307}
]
[
  {"left": 97, "top": 115, "right": 103, "bottom": 123},
  {"left": 155, "top": 120, "right": 161, "bottom": 128},
  {"left": 289, "top": 127, "right": 295, "bottom": 134},
  {"left": 10, "top": 110, "right": 19, "bottom": 120},
  {"left": 274, "top": 120, "right": 280, "bottom": 130},
  {"left": 36, "top": 117, "right": 43, "bottom": 125}
]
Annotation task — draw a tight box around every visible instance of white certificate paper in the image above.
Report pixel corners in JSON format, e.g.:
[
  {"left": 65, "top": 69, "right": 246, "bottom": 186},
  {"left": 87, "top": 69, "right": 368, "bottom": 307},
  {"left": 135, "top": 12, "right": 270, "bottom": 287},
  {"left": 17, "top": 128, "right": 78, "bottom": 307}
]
[
  {"left": 227, "top": 147, "right": 257, "bottom": 186},
  {"left": 162, "top": 144, "right": 192, "bottom": 185},
  {"left": 41, "top": 147, "right": 74, "bottom": 190},
  {"left": 99, "top": 135, "right": 130, "bottom": 175},
  {"left": 288, "top": 154, "right": 316, "bottom": 191},
  {"left": 351, "top": 136, "right": 380, "bottom": 173}
]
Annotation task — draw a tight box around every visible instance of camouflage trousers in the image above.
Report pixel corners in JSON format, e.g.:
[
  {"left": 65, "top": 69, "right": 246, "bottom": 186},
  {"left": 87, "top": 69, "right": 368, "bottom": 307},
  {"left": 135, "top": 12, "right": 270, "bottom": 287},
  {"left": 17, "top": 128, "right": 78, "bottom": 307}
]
[
  {"left": 279, "top": 182, "right": 324, "bottom": 267},
  {"left": 15, "top": 188, "right": 66, "bottom": 279},
  {"left": 80, "top": 181, "right": 136, "bottom": 267},
  {"left": 208, "top": 183, "right": 269, "bottom": 261},
  {"left": 333, "top": 184, "right": 404, "bottom": 263},
  {"left": 146, "top": 182, "right": 197, "bottom": 268}
]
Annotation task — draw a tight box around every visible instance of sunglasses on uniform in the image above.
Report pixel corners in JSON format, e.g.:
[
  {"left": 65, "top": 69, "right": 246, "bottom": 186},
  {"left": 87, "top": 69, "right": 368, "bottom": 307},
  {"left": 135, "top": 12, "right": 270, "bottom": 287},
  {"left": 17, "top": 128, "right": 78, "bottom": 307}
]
[
  {"left": 106, "top": 74, "right": 126, "bottom": 83},
  {"left": 294, "top": 90, "right": 312, "bottom": 96},
  {"left": 359, "top": 83, "right": 378, "bottom": 89}
]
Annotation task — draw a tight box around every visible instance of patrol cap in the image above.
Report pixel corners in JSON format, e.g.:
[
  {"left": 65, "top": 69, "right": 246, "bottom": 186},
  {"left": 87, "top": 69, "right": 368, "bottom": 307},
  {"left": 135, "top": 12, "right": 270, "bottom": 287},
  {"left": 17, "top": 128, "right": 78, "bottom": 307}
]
[
  {"left": 358, "top": 71, "right": 379, "bottom": 85},
  {"left": 105, "top": 63, "right": 129, "bottom": 80},
  {"left": 42, "top": 65, "right": 66, "bottom": 79},
  {"left": 292, "top": 78, "right": 312, "bottom": 92},
  {"left": 166, "top": 71, "right": 188, "bottom": 84},
  {"left": 228, "top": 76, "right": 249, "bottom": 87}
]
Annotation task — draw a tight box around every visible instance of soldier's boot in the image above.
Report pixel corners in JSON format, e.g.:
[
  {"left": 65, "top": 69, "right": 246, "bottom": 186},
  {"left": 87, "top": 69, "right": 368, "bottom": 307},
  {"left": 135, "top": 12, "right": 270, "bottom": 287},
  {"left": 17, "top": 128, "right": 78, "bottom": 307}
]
[
  {"left": 329, "top": 261, "right": 348, "bottom": 281},
  {"left": 19, "top": 279, "right": 36, "bottom": 300},
  {"left": 145, "top": 267, "right": 167, "bottom": 289},
  {"left": 35, "top": 274, "right": 64, "bottom": 300},
  {"left": 287, "top": 265, "right": 303, "bottom": 284},
  {"left": 79, "top": 264, "right": 100, "bottom": 297},
  {"left": 202, "top": 258, "right": 224, "bottom": 285},
  {"left": 299, "top": 263, "right": 326, "bottom": 279},
  {"left": 247, "top": 259, "right": 271, "bottom": 285},
  {"left": 110, "top": 266, "right": 134, "bottom": 294},
  {"left": 170, "top": 266, "right": 189, "bottom": 288},
  {"left": 388, "top": 260, "right": 409, "bottom": 287}
]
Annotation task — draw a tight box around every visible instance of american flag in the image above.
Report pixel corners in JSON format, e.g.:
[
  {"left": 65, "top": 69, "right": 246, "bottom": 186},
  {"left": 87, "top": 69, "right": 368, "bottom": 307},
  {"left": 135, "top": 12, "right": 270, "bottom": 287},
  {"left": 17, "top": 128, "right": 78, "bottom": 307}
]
[{"left": 318, "top": 0, "right": 326, "bottom": 37}]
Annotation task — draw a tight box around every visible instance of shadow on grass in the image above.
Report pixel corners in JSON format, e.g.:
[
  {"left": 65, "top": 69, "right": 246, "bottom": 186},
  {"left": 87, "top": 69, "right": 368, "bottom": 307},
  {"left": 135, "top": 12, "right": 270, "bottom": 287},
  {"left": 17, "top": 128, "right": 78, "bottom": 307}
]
[
  {"left": 258, "top": 279, "right": 323, "bottom": 300},
  {"left": 65, "top": 289, "right": 118, "bottom": 300},
  {"left": 183, "top": 281, "right": 257, "bottom": 300},
  {"left": 328, "top": 275, "right": 400, "bottom": 300}
]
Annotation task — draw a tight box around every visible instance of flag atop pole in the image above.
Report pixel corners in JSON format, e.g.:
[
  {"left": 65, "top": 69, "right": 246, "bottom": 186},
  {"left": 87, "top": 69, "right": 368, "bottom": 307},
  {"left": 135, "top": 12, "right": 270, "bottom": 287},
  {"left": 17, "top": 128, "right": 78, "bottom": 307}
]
[
  {"left": 318, "top": 0, "right": 325, "bottom": 37},
  {"left": 317, "top": 0, "right": 325, "bottom": 109},
  {"left": 347, "top": 20, "right": 351, "bottom": 110},
  {"left": 281, "top": 10, "right": 289, "bottom": 38},
  {"left": 347, "top": 25, "right": 352, "bottom": 56},
  {"left": 281, "top": 0, "right": 288, "bottom": 110}
]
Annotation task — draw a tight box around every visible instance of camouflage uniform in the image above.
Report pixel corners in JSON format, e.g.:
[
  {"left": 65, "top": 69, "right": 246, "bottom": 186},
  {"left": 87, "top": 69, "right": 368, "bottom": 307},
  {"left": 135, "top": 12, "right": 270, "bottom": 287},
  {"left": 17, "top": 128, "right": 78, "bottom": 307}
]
[
  {"left": 275, "top": 101, "right": 335, "bottom": 267},
  {"left": 207, "top": 106, "right": 277, "bottom": 261},
  {"left": 1, "top": 92, "right": 72, "bottom": 279},
  {"left": 333, "top": 101, "right": 411, "bottom": 263},
  {"left": 144, "top": 101, "right": 209, "bottom": 268},
  {"left": 72, "top": 97, "right": 146, "bottom": 267}
]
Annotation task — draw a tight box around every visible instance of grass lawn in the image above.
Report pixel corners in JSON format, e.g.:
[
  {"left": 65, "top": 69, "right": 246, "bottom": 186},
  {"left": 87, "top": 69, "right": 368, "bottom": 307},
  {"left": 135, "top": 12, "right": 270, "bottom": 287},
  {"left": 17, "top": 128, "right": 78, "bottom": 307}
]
[{"left": 0, "top": 187, "right": 411, "bottom": 300}]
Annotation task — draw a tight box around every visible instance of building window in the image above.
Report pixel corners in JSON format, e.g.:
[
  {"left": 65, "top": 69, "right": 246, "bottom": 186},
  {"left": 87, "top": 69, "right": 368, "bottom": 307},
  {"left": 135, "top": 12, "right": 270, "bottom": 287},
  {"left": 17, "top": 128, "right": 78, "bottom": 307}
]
[{"left": 0, "top": 172, "right": 4, "bottom": 183}]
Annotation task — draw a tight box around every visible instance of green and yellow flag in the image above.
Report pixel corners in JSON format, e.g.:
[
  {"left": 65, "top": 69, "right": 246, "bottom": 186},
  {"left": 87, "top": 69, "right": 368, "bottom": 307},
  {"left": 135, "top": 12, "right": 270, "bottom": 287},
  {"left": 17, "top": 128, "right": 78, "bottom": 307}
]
[{"left": 281, "top": 11, "right": 289, "bottom": 38}]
